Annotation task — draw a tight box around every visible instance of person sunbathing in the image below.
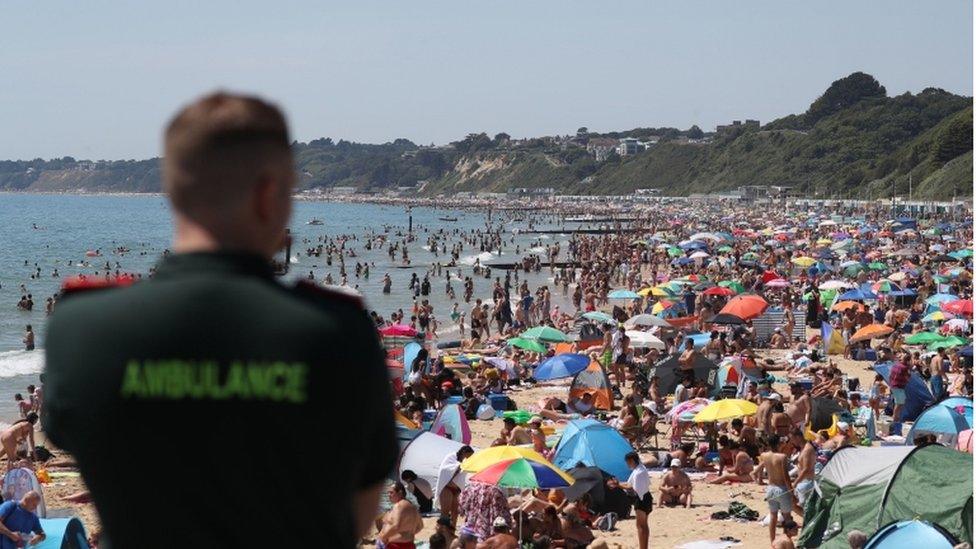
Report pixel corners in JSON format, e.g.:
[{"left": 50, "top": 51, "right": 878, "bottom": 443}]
[{"left": 707, "top": 441, "right": 755, "bottom": 484}]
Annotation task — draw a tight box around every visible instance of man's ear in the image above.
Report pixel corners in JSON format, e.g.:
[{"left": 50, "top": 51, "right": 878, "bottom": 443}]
[{"left": 252, "top": 176, "right": 276, "bottom": 223}]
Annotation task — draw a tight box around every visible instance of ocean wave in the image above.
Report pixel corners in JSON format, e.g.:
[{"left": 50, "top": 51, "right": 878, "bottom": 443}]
[
  {"left": 458, "top": 251, "right": 499, "bottom": 266},
  {"left": 0, "top": 350, "right": 44, "bottom": 379}
]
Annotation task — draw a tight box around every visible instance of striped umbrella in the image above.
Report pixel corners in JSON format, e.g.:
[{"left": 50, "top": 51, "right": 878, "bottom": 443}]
[{"left": 469, "top": 457, "right": 574, "bottom": 489}]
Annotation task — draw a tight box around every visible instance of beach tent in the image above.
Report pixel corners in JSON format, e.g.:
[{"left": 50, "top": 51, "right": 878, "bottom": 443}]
[
  {"left": 907, "top": 399, "right": 973, "bottom": 445},
  {"left": 398, "top": 432, "right": 467, "bottom": 507},
  {"left": 562, "top": 466, "right": 633, "bottom": 518},
  {"left": 568, "top": 362, "right": 613, "bottom": 410},
  {"left": 402, "top": 341, "right": 424, "bottom": 382},
  {"left": 34, "top": 518, "right": 88, "bottom": 549},
  {"left": 864, "top": 520, "right": 957, "bottom": 548},
  {"left": 3, "top": 468, "right": 45, "bottom": 518},
  {"left": 429, "top": 404, "right": 471, "bottom": 444},
  {"left": 798, "top": 445, "right": 972, "bottom": 548},
  {"left": 650, "top": 353, "right": 719, "bottom": 396},
  {"left": 552, "top": 419, "right": 634, "bottom": 479},
  {"left": 874, "top": 362, "right": 934, "bottom": 422}
]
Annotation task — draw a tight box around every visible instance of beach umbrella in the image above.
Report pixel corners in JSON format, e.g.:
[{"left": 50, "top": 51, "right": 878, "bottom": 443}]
[
  {"left": 507, "top": 337, "right": 547, "bottom": 353},
  {"left": 791, "top": 256, "right": 817, "bottom": 267},
  {"left": 521, "top": 326, "right": 571, "bottom": 343},
  {"left": 625, "top": 330, "right": 665, "bottom": 350},
  {"left": 871, "top": 280, "right": 901, "bottom": 294},
  {"left": 483, "top": 357, "right": 516, "bottom": 375},
  {"left": 582, "top": 311, "right": 614, "bottom": 323},
  {"left": 380, "top": 324, "right": 418, "bottom": 337},
  {"left": 765, "top": 278, "right": 790, "bottom": 288},
  {"left": 887, "top": 272, "right": 909, "bottom": 282},
  {"left": 867, "top": 261, "right": 888, "bottom": 271},
  {"left": 710, "top": 313, "right": 745, "bottom": 325},
  {"left": 849, "top": 324, "right": 894, "bottom": 343},
  {"left": 819, "top": 280, "right": 853, "bottom": 290},
  {"left": 461, "top": 446, "right": 552, "bottom": 473},
  {"left": 667, "top": 246, "right": 683, "bottom": 257},
  {"left": 638, "top": 286, "right": 672, "bottom": 297},
  {"left": 741, "top": 252, "right": 758, "bottom": 260},
  {"left": 926, "top": 293, "right": 959, "bottom": 305},
  {"left": 666, "top": 398, "right": 713, "bottom": 421},
  {"left": 693, "top": 399, "right": 758, "bottom": 423},
  {"left": 904, "top": 331, "right": 948, "bottom": 345},
  {"left": 703, "top": 286, "right": 735, "bottom": 296},
  {"left": 928, "top": 336, "right": 970, "bottom": 351},
  {"left": 719, "top": 295, "right": 768, "bottom": 320},
  {"left": 831, "top": 300, "right": 865, "bottom": 312},
  {"left": 718, "top": 280, "right": 746, "bottom": 293},
  {"left": 624, "top": 314, "right": 671, "bottom": 329},
  {"left": 469, "top": 457, "right": 573, "bottom": 489},
  {"left": 690, "top": 251, "right": 710, "bottom": 259},
  {"left": 651, "top": 300, "right": 676, "bottom": 314},
  {"left": 942, "top": 299, "right": 973, "bottom": 316},
  {"left": 534, "top": 353, "right": 590, "bottom": 381},
  {"left": 717, "top": 245, "right": 734, "bottom": 253},
  {"left": 942, "top": 318, "right": 969, "bottom": 333},
  {"left": 607, "top": 289, "right": 641, "bottom": 300},
  {"left": 837, "top": 288, "right": 878, "bottom": 301},
  {"left": 921, "top": 311, "right": 955, "bottom": 323}
]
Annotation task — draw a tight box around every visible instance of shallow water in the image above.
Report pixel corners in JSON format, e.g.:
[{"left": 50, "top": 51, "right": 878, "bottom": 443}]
[{"left": 0, "top": 193, "right": 577, "bottom": 420}]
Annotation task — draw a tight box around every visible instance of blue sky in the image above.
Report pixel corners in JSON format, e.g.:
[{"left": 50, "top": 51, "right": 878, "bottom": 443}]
[{"left": 0, "top": 1, "right": 971, "bottom": 160}]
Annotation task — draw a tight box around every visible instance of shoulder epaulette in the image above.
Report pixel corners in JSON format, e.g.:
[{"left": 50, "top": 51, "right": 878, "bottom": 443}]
[
  {"left": 61, "top": 274, "right": 136, "bottom": 295},
  {"left": 294, "top": 280, "right": 365, "bottom": 308}
]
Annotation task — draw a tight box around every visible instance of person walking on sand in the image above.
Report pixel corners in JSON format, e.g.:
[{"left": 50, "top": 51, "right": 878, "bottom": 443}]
[
  {"left": 755, "top": 434, "right": 793, "bottom": 544},
  {"left": 609, "top": 452, "right": 650, "bottom": 549},
  {"left": 0, "top": 414, "right": 37, "bottom": 470}
]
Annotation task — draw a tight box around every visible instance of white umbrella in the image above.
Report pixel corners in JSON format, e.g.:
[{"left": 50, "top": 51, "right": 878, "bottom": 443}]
[
  {"left": 690, "top": 251, "right": 710, "bottom": 259},
  {"left": 819, "top": 280, "right": 853, "bottom": 290},
  {"left": 625, "top": 330, "right": 666, "bottom": 350},
  {"left": 625, "top": 314, "right": 672, "bottom": 329},
  {"left": 690, "top": 232, "right": 722, "bottom": 242}
]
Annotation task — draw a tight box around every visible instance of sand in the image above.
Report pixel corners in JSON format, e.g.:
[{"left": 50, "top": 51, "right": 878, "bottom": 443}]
[{"left": 32, "top": 348, "right": 880, "bottom": 548}]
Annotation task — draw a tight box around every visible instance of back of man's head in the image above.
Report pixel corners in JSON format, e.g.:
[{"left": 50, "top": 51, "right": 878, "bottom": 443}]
[{"left": 163, "top": 92, "right": 292, "bottom": 235}]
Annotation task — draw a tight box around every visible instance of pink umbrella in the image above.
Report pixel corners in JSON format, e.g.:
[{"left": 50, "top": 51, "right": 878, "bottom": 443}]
[
  {"left": 380, "top": 324, "right": 418, "bottom": 337},
  {"left": 765, "top": 278, "right": 790, "bottom": 288},
  {"left": 943, "top": 300, "right": 974, "bottom": 317},
  {"left": 957, "top": 429, "right": 973, "bottom": 454}
]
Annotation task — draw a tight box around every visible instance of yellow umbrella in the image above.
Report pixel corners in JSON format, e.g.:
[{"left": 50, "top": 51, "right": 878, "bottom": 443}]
[
  {"left": 693, "top": 399, "right": 758, "bottom": 423},
  {"left": 791, "top": 256, "right": 817, "bottom": 267},
  {"left": 460, "top": 446, "right": 552, "bottom": 473},
  {"left": 640, "top": 285, "right": 672, "bottom": 297}
]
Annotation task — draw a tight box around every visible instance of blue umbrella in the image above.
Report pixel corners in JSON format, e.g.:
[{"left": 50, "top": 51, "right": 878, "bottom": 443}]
[
  {"left": 959, "top": 345, "right": 973, "bottom": 358},
  {"left": 552, "top": 418, "right": 635, "bottom": 479},
  {"left": 533, "top": 353, "right": 590, "bottom": 381},
  {"left": 608, "top": 289, "right": 641, "bottom": 300},
  {"left": 926, "top": 293, "right": 959, "bottom": 305},
  {"left": 838, "top": 288, "right": 878, "bottom": 301}
]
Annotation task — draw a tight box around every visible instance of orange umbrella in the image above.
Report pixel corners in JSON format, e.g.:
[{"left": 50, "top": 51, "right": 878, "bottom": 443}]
[
  {"left": 831, "top": 300, "right": 866, "bottom": 312},
  {"left": 849, "top": 324, "right": 894, "bottom": 343},
  {"left": 719, "top": 295, "right": 768, "bottom": 320}
]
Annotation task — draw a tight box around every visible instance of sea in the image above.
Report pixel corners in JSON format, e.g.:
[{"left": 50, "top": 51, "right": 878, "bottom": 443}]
[{"left": 0, "top": 193, "right": 580, "bottom": 420}]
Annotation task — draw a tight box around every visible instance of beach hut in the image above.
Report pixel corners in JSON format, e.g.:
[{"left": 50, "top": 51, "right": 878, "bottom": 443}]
[
  {"left": 551, "top": 419, "right": 634, "bottom": 479},
  {"left": 568, "top": 361, "right": 613, "bottom": 410},
  {"left": 34, "top": 518, "right": 88, "bottom": 549},
  {"left": 798, "top": 445, "right": 973, "bottom": 548}
]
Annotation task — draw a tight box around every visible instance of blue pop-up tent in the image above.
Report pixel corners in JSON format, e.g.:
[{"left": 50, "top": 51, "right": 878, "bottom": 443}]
[
  {"left": 35, "top": 517, "right": 88, "bottom": 549},
  {"left": 865, "top": 519, "right": 956, "bottom": 549},
  {"left": 874, "top": 362, "right": 934, "bottom": 422},
  {"left": 552, "top": 419, "right": 635, "bottom": 479}
]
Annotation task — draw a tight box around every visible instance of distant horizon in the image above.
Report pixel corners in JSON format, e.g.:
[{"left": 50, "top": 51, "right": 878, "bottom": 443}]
[{"left": 1, "top": 1, "right": 971, "bottom": 160}]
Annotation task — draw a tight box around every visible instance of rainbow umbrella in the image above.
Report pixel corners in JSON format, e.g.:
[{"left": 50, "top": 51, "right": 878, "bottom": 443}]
[
  {"left": 718, "top": 280, "right": 746, "bottom": 293},
  {"left": 652, "top": 300, "right": 676, "bottom": 314},
  {"left": 871, "top": 280, "right": 901, "bottom": 294},
  {"left": 461, "top": 446, "right": 552, "bottom": 473},
  {"left": 469, "top": 457, "right": 574, "bottom": 489}
]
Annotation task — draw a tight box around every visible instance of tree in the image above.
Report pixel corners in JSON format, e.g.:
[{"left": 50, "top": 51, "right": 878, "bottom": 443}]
[
  {"left": 806, "top": 72, "right": 886, "bottom": 125},
  {"left": 576, "top": 127, "right": 589, "bottom": 136},
  {"left": 686, "top": 125, "right": 704, "bottom": 139},
  {"left": 493, "top": 132, "right": 511, "bottom": 144}
]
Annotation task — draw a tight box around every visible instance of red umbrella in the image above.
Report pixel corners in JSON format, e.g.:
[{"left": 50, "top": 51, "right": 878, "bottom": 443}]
[
  {"left": 720, "top": 295, "right": 769, "bottom": 320},
  {"left": 380, "top": 324, "right": 418, "bottom": 337},
  {"left": 761, "top": 271, "right": 782, "bottom": 283},
  {"left": 942, "top": 300, "right": 974, "bottom": 317},
  {"left": 703, "top": 286, "right": 735, "bottom": 296}
]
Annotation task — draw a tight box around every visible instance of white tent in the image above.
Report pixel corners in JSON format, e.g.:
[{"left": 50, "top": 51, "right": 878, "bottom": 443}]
[{"left": 399, "top": 432, "right": 467, "bottom": 507}]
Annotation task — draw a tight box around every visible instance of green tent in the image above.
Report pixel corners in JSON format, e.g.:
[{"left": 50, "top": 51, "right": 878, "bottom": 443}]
[{"left": 799, "top": 445, "right": 972, "bottom": 548}]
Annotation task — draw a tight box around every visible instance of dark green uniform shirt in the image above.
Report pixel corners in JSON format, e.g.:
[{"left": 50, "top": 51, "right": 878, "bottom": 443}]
[{"left": 44, "top": 252, "right": 396, "bottom": 549}]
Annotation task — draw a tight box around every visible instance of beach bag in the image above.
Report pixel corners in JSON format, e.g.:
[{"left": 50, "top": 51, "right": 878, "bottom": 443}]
[{"left": 595, "top": 512, "right": 618, "bottom": 531}]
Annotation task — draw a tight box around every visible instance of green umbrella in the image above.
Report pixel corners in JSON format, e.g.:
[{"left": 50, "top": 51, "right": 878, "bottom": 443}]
[
  {"left": 718, "top": 280, "right": 746, "bottom": 294},
  {"left": 667, "top": 247, "right": 683, "bottom": 257},
  {"left": 741, "top": 252, "right": 759, "bottom": 260},
  {"left": 867, "top": 262, "right": 888, "bottom": 271},
  {"left": 904, "top": 332, "right": 947, "bottom": 345},
  {"left": 582, "top": 311, "right": 614, "bottom": 323},
  {"left": 521, "top": 326, "right": 571, "bottom": 343},
  {"left": 717, "top": 245, "right": 734, "bottom": 253},
  {"left": 928, "top": 336, "right": 970, "bottom": 351},
  {"left": 507, "top": 337, "right": 547, "bottom": 353}
]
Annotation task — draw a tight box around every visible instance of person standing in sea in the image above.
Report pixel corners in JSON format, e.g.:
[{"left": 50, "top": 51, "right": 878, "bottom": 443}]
[{"left": 43, "top": 92, "right": 396, "bottom": 548}]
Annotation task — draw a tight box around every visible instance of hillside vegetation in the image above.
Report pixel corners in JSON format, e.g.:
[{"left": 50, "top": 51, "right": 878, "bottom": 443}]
[{"left": 1, "top": 72, "right": 971, "bottom": 199}]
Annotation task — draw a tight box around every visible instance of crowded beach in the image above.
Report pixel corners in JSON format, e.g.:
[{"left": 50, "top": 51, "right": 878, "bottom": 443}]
[{"left": 5, "top": 197, "right": 974, "bottom": 548}]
